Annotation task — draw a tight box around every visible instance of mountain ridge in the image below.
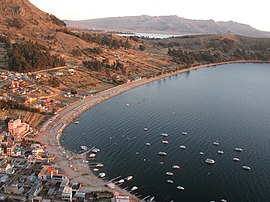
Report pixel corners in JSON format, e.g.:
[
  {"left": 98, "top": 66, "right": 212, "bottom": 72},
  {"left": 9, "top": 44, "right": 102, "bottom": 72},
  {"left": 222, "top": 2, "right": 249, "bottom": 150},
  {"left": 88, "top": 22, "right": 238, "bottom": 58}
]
[{"left": 65, "top": 15, "right": 270, "bottom": 38}]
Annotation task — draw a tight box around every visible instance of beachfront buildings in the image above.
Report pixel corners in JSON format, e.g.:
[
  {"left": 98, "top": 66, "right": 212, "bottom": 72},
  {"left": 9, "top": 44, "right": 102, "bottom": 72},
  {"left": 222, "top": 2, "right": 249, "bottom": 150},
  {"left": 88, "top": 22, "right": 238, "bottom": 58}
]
[{"left": 8, "top": 118, "right": 29, "bottom": 136}]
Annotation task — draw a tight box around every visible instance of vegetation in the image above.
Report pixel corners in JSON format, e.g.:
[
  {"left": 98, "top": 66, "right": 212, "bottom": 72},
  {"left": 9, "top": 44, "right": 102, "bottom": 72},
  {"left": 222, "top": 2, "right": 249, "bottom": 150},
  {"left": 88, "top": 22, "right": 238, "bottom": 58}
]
[
  {"left": 49, "top": 14, "right": 66, "bottom": 27},
  {"left": 7, "top": 40, "right": 65, "bottom": 72},
  {"left": 57, "top": 29, "right": 131, "bottom": 49},
  {"left": 0, "top": 100, "right": 40, "bottom": 113},
  {"left": 83, "top": 59, "right": 125, "bottom": 73},
  {"left": 6, "top": 18, "right": 24, "bottom": 29},
  {"left": 145, "top": 35, "right": 270, "bottom": 66}
]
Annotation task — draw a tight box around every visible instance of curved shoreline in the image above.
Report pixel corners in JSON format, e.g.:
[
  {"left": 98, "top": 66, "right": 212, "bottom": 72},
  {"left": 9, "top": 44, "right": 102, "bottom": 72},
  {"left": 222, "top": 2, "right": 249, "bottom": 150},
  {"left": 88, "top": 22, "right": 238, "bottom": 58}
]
[{"left": 36, "top": 60, "right": 269, "bottom": 201}]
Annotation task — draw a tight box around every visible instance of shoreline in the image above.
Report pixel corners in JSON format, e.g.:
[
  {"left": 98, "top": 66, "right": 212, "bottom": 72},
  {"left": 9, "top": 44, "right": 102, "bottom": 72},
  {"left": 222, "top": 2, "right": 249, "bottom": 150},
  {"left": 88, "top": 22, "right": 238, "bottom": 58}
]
[{"left": 35, "top": 60, "right": 269, "bottom": 201}]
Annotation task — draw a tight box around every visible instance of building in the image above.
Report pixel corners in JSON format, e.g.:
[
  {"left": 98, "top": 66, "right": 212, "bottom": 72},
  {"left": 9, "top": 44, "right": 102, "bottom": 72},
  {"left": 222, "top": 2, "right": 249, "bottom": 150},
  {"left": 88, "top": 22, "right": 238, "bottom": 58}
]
[
  {"left": 38, "top": 164, "right": 66, "bottom": 181},
  {"left": 8, "top": 119, "right": 30, "bottom": 136},
  {"left": 62, "top": 186, "right": 72, "bottom": 201}
]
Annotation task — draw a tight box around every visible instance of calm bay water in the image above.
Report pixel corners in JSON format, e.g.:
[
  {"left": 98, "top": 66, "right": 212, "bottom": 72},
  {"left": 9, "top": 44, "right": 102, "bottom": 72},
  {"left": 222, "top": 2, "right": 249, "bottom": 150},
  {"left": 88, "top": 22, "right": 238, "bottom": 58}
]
[{"left": 61, "top": 63, "right": 270, "bottom": 202}]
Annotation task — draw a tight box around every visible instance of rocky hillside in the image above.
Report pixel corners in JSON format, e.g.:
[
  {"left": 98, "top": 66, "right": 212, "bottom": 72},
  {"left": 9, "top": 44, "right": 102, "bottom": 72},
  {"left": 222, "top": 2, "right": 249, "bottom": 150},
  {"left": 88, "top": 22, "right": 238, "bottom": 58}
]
[{"left": 66, "top": 15, "right": 270, "bottom": 38}]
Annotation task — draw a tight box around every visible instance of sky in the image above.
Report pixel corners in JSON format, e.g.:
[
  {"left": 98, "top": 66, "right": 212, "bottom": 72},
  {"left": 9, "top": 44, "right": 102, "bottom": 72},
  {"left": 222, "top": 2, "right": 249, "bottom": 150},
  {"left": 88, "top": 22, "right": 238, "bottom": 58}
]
[{"left": 29, "top": 0, "right": 270, "bottom": 31}]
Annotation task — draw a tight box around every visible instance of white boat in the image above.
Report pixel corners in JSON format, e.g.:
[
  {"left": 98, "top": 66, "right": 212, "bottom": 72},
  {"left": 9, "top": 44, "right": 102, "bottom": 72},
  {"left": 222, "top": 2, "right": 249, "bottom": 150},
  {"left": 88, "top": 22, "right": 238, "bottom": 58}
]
[
  {"left": 148, "top": 197, "right": 155, "bottom": 202},
  {"left": 221, "top": 199, "right": 228, "bottom": 202},
  {"left": 162, "top": 140, "right": 169, "bottom": 144},
  {"left": 74, "top": 121, "right": 79, "bottom": 124},
  {"left": 199, "top": 152, "right": 204, "bottom": 155},
  {"left": 172, "top": 165, "right": 180, "bottom": 169},
  {"left": 89, "top": 153, "right": 96, "bottom": 158},
  {"left": 179, "top": 145, "right": 186, "bottom": 149},
  {"left": 159, "top": 162, "right": 164, "bottom": 165},
  {"left": 92, "top": 148, "right": 100, "bottom": 153},
  {"left": 167, "top": 180, "right": 174, "bottom": 184},
  {"left": 98, "top": 172, "right": 106, "bottom": 178},
  {"left": 166, "top": 172, "right": 174, "bottom": 176},
  {"left": 213, "top": 141, "right": 219, "bottom": 146},
  {"left": 117, "top": 179, "right": 125, "bottom": 184},
  {"left": 96, "top": 163, "right": 104, "bottom": 167},
  {"left": 205, "top": 158, "right": 215, "bottom": 164},
  {"left": 131, "top": 186, "right": 138, "bottom": 191},
  {"left": 144, "top": 128, "right": 148, "bottom": 131},
  {"left": 145, "top": 143, "right": 151, "bottom": 146},
  {"left": 93, "top": 168, "right": 99, "bottom": 172},
  {"left": 218, "top": 150, "right": 224, "bottom": 154},
  {"left": 181, "top": 132, "right": 187, "bottom": 135},
  {"left": 233, "top": 157, "right": 240, "bottom": 162},
  {"left": 177, "top": 186, "right": 185, "bottom": 191},
  {"left": 161, "top": 133, "right": 169, "bottom": 137},
  {"left": 158, "top": 152, "right": 167, "bottom": 156},
  {"left": 126, "top": 104, "right": 130, "bottom": 106},
  {"left": 235, "top": 148, "right": 243, "bottom": 152},
  {"left": 242, "top": 166, "right": 251, "bottom": 170},
  {"left": 126, "top": 176, "right": 133, "bottom": 181},
  {"left": 80, "top": 146, "right": 87, "bottom": 150}
]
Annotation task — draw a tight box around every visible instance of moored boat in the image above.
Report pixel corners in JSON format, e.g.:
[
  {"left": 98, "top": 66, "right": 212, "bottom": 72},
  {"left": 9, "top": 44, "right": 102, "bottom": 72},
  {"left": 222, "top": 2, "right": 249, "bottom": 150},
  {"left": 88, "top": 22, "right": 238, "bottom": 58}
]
[
  {"left": 145, "top": 143, "right": 151, "bottom": 146},
  {"left": 235, "top": 148, "right": 243, "bottom": 152},
  {"left": 179, "top": 145, "right": 186, "bottom": 149},
  {"left": 181, "top": 131, "right": 187, "bottom": 135},
  {"left": 242, "top": 165, "right": 251, "bottom": 170},
  {"left": 233, "top": 157, "right": 240, "bottom": 162},
  {"left": 205, "top": 158, "right": 215, "bottom": 164},
  {"left": 161, "top": 133, "right": 169, "bottom": 137},
  {"left": 177, "top": 186, "right": 185, "bottom": 191},
  {"left": 162, "top": 140, "right": 169, "bottom": 144},
  {"left": 218, "top": 150, "right": 224, "bottom": 154},
  {"left": 98, "top": 172, "right": 106, "bottom": 178},
  {"left": 172, "top": 165, "right": 180, "bottom": 169},
  {"left": 166, "top": 172, "right": 174, "bottom": 176},
  {"left": 126, "top": 176, "right": 133, "bottom": 181},
  {"left": 131, "top": 186, "right": 138, "bottom": 191},
  {"left": 89, "top": 153, "right": 96, "bottom": 158},
  {"left": 167, "top": 180, "right": 174, "bottom": 184},
  {"left": 158, "top": 152, "right": 167, "bottom": 156},
  {"left": 213, "top": 141, "right": 219, "bottom": 146}
]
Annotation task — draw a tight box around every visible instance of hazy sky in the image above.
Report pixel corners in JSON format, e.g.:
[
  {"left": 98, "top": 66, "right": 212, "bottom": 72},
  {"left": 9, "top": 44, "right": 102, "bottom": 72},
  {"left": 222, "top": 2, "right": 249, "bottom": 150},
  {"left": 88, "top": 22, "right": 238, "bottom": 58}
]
[{"left": 29, "top": 0, "right": 270, "bottom": 31}]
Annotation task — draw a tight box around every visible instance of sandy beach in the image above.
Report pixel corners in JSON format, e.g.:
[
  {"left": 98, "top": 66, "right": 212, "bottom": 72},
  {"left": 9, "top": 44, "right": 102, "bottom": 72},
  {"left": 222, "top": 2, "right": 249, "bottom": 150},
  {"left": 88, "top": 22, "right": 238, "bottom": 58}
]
[{"left": 35, "top": 60, "right": 269, "bottom": 201}]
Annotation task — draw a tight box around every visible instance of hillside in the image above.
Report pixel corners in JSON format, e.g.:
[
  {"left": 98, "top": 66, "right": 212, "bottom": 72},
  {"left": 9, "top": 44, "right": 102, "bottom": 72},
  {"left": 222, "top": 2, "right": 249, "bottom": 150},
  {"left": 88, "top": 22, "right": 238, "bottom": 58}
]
[{"left": 65, "top": 15, "right": 270, "bottom": 38}]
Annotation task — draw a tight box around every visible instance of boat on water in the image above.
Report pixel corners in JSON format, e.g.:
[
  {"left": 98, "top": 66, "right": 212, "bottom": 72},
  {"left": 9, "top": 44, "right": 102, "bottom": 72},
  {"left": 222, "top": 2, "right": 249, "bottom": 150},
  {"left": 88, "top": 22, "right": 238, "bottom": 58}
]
[
  {"left": 126, "top": 176, "right": 133, "bottom": 181},
  {"left": 117, "top": 179, "right": 125, "bottom": 184},
  {"left": 162, "top": 140, "right": 169, "bottom": 144},
  {"left": 221, "top": 199, "right": 228, "bottom": 202},
  {"left": 181, "top": 132, "right": 187, "bottom": 135},
  {"left": 89, "top": 153, "right": 96, "bottom": 158},
  {"left": 179, "top": 145, "right": 186, "bottom": 149},
  {"left": 199, "top": 152, "right": 204, "bottom": 155},
  {"left": 242, "top": 165, "right": 251, "bottom": 170},
  {"left": 93, "top": 168, "right": 99, "bottom": 172},
  {"left": 218, "top": 150, "right": 224, "bottom": 154},
  {"left": 74, "top": 120, "right": 79, "bottom": 124},
  {"left": 161, "top": 133, "right": 169, "bottom": 137},
  {"left": 98, "top": 172, "right": 106, "bottom": 178},
  {"left": 233, "top": 157, "right": 240, "bottom": 162},
  {"left": 177, "top": 186, "right": 185, "bottom": 191},
  {"left": 145, "top": 143, "right": 151, "bottom": 146},
  {"left": 205, "top": 158, "right": 215, "bottom": 164},
  {"left": 166, "top": 172, "right": 174, "bottom": 176},
  {"left": 80, "top": 146, "right": 87, "bottom": 150},
  {"left": 159, "top": 162, "right": 164, "bottom": 165},
  {"left": 167, "top": 180, "right": 174, "bottom": 184},
  {"left": 158, "top": 152, "right": 167, "bottom": 156},
  {"left": 96, "top": 163, "right": 104, "bottom": 167},
  {"left": 144, "top": 128, "right": 148, "bottom": 131},
  {"left": 172, "top": 165, "right": 180, "bottom": 169},
  {"left": 148, "top": 196, "right": 155, "bottom": 202},
  {"left": 213, "top": 141, "right": 220, "bottom": 146},
  {"left": 92, "top": 148, "right": 100, "bottom": 153},
  {"left": 131, "top": 186, "right": 138, "bottom": 191},
  {"left": 235, "top": 148, "right": 243, "bottom": 152}
]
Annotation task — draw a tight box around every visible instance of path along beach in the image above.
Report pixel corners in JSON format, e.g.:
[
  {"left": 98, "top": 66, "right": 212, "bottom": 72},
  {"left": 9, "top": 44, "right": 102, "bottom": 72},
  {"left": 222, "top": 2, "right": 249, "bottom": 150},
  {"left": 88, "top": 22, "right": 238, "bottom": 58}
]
[{"left": 35, "top": 60, "right": 269, "bottom": 201}]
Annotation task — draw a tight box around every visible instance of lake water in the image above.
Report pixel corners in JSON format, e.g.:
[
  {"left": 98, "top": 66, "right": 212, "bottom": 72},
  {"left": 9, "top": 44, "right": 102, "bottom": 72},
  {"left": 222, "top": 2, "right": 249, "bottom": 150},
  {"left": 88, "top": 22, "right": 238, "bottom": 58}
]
[
  {"left": 117, "top": 32, "right": 182, "bottom": 39},
  {"left": 62, "top": 63, "right": 270, "bottom": 202}
]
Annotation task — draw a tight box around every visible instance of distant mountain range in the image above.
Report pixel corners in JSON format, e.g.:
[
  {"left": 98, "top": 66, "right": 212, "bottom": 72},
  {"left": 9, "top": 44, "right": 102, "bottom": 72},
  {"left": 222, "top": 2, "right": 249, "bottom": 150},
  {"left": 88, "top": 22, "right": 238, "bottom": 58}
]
[{"left": 65, "top": 15, "right": 270, "bottom": 38}]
